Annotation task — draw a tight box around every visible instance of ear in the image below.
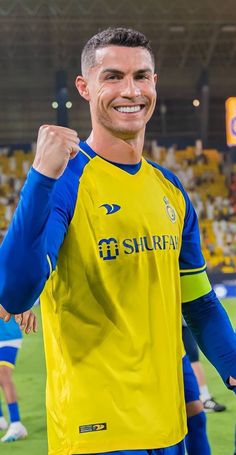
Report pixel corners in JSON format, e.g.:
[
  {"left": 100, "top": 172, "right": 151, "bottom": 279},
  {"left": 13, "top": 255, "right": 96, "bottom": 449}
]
[
  {"left": 75, "top": 76, "right": 90, "bottom": 101},
  {"left": 154, "top": 73, "right": 158, "bottom": 86}
]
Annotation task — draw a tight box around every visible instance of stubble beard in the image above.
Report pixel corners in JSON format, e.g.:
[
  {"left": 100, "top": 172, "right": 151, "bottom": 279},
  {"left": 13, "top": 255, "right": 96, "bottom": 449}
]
[{"left": 95, "top": 109, "right": 146, "bottom": 140}]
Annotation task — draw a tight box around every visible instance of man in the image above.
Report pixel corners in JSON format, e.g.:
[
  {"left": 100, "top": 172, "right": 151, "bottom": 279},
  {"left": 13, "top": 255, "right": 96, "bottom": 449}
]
[
  {"left": 0, "top": 27, "right": 235, "bottom": 455},
  {"left": 0, "top": 312, "right": 37, "bottom": 442}
]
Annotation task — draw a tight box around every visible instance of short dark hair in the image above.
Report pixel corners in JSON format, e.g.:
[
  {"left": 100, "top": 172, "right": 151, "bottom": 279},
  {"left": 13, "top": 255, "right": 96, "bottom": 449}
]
[{"left": 81, "top": 27, "right": 155, "bottom": 76}]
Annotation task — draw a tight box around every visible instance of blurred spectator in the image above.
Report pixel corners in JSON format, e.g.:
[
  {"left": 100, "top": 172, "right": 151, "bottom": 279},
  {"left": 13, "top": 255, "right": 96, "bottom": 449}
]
[
  {"left": 150, "top": 140, "right": 161, "bottom": 162},
  {"left": 205, "top": 195, "right": 215, "bottom": 220},
  {"left": 163, "top": 145, "right": 178, "bottom": 170},
  {"left": 189, "top": 189, "right": 205, "bottom": 219},
  {"left": 193, "top": 139, "right": 208, "bottom": 165},
  {"left": 176, "top": 159, "right": 194, "bottom": 190}
]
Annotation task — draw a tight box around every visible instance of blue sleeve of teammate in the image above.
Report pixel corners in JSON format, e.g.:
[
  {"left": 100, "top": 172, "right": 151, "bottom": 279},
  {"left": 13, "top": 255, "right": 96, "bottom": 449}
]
[
  {"left": 182, "top": 289, "right": 236, "bottom": 392},
  {"left": 0, "top": 166, "right": 78, "bottom": 314}
]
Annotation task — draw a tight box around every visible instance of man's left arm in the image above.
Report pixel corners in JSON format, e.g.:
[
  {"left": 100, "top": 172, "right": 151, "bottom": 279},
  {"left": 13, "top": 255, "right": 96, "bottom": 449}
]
[
  {"left": 178, "top": 179, "right": 236, "bottom": 390},
  {"left": 182, "top": 283, "right": 236, "bottom": 390}
]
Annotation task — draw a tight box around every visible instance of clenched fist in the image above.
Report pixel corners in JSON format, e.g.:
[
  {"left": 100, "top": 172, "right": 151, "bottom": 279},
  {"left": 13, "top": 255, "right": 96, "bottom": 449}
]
[{"left": 33, "top": 125, "right": 80, "bottom": 179}]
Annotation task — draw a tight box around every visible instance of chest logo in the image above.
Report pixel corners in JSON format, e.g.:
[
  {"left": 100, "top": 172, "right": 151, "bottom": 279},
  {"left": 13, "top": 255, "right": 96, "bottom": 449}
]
[
  {"left": 98, "top": 238, "right": 119, "bottom": 260},
  {"left": 163, "top": 196, "right": 177, "bottom": 223},
  {"left": 100, "top": 203, "right": 121, "bottom": 215}
]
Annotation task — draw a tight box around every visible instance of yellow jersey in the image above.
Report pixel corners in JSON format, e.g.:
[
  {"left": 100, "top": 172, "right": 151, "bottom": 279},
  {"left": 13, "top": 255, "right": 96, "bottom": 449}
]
[{"left": 41, "top": 141, "right": 210, "bottom": 455}]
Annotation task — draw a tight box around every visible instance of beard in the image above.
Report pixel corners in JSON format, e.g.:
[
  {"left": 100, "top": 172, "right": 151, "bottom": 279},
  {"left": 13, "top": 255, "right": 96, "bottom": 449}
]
[{"left": 92, "top": 106, "right": 149, "bottom": 140}]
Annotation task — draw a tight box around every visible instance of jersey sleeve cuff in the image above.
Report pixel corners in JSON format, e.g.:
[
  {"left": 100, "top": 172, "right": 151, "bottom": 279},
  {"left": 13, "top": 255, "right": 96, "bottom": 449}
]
[{"left": 29, "top": 167, "right": 57, "bottom": 188}]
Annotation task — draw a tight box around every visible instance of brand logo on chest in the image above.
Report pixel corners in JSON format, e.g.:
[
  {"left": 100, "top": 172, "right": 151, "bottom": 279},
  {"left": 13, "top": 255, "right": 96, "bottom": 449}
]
[{"left": 100, "top": 203, "right": 121, "bottom": 215}]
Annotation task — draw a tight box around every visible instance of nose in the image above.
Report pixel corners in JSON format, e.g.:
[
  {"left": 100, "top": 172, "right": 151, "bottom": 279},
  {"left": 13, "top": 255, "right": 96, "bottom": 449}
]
[{"left": 120, "top": 77, "right": 141, "bottom": 98}]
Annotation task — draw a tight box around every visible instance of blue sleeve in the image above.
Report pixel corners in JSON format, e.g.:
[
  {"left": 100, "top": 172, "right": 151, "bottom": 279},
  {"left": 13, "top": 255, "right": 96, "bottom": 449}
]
[
  {"left": 147, "top": 160, "right": 205, "bottom": 273},
  {"left": 0, "top": 166, "right": 78, "bottom": 314},
  {"left": 178, "top": 184, "right": 205, "bottom": 274},
  {"left": 182, "top": 289, "right": 236, "bottom": 392}
]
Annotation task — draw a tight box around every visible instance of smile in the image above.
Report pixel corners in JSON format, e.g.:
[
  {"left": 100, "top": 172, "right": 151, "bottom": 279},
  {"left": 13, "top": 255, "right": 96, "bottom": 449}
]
[{"left": 114, "top": 105, "right": 145, "bottom": 113}]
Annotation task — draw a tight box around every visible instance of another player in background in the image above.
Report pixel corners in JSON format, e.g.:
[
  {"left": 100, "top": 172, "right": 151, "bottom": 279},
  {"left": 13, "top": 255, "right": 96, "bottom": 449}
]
[
  {"left": 182, "top": 321, "right": 226, "bottom": 412},
  {"left": 0, "top": 312, "right": 37, "bottom": 442},
  {"left": 183, "top": 354, "right": 211, "bottom": 455},
  {"left": 0, "top": 27, "right": 236, "bottom": 455}
]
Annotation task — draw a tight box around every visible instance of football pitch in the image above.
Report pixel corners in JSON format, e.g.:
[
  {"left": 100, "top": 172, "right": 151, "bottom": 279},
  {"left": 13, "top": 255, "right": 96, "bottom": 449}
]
[{"left": 0, "top": 299, "right": 235, "bottom": 455}]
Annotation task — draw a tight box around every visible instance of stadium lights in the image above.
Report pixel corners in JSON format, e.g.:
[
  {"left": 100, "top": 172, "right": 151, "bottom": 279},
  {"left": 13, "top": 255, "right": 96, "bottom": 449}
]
[
  {"left": 193, "top": 99, "right": 200, "bottom": 107},
  {"left": 221, "top": 25, "right": 236, "bottom": 33},
  {"left": 169, "top": 25, "right": 185, "bottom": 33},
  {"left": 214, "top": 284, "right": 227, "bottom": 299},
  {"left": 51, "top": 101, "right": 72, "bottom": 109}
]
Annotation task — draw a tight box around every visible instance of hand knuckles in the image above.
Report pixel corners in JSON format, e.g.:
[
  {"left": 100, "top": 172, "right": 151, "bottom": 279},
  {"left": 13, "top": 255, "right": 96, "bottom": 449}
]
[{"left": 39, "top": 124, "right": 50, "bottom": 133}]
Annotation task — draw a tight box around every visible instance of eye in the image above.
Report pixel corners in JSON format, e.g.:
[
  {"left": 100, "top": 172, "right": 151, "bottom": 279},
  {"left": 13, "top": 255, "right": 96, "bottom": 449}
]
[
  {"left": 106, "top": 74, "right": 122, "bottom": 81},
  {"left": 135, "top": 73, "right": 149, "bottom": 80}
]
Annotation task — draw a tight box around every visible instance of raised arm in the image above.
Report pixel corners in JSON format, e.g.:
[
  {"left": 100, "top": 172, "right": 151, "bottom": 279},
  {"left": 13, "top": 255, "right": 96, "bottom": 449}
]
[{"left": 0, "top": 125, "right": 80, "bottom": 317}]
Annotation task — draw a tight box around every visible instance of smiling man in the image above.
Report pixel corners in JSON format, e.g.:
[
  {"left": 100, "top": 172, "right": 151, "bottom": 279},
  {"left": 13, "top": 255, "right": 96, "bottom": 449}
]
[
  {"left": 77, "top": 43, "right": 157, "bottom": 157},
  {"left": 0, "top": 27, "right": 235, "bottom": 455}
]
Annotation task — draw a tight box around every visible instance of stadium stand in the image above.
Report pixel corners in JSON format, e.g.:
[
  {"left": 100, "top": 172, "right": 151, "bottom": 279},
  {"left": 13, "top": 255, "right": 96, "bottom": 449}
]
[
  {"left": 145, "top": 140, "right": 236, "bottom": 277},
  {"left": 0, "top": 148, "right": 33, "bottom": 235}
]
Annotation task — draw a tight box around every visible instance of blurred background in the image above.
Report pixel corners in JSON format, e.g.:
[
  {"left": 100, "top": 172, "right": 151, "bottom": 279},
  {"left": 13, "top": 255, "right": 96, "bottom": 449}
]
[
  {"left": 0, "top": 1, "right": 236, "bottom": 454},
  {"left": 1, "top": 0, "right": 236, "bottom": 292}
]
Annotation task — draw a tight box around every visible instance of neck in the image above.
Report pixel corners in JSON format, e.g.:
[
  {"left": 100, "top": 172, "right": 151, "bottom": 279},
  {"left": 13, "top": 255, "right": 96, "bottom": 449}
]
[{"left": 86, "top": 126, "right": 145, "bottom": 164}]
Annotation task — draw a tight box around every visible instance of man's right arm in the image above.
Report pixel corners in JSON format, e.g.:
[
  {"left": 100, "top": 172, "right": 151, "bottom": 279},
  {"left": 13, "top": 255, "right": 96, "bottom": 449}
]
[
  {"left": 0, "top": 125, "right": 80, "bottom": 316},
  {"left": 0, "top": 169, "right": 62, "bottom": 313}
]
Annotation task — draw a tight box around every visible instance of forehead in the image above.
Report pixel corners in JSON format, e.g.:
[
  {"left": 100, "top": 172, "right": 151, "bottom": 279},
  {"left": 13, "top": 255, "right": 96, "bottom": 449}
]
[{"left": 92, "top": 45, "right": 154, "bottom": 73}]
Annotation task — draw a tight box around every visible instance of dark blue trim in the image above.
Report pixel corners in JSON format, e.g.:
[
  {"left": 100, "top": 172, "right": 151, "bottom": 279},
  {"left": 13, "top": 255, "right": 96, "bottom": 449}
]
[
  {"left": 79, "top": 140, "right": 97, "bottom": 158},
  {"left": 180, "top": 268, "right": 206, "bottom": 277},
  {"left": 147, "top": 158, "right": 206, "bottom": 272},
  {"left": 146, "top": 158, "right": 197, "bottom": 221},
  {"left": 68, "top": 144, "right": 94, "bottom": 176},
  {"left": 106, "top": 161, "right": 141, "bottom": 174},
  {"left": 146, "top": 159, "right": 183, "bottom": 191},
  {"left": 79, "top": 141, "right": 141, "bottom": 174}
]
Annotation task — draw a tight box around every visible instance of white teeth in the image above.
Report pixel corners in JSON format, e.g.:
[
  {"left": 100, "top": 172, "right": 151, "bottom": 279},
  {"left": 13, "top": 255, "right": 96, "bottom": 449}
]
[{"left": 115, "top": 105, "right": 142, "bottom": 113}]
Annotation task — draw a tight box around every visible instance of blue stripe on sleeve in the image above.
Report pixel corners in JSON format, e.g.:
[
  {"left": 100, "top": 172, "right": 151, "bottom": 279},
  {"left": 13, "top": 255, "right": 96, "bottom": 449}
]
[
  {"left": 147, "top": 159, "right": 205, "bottom": 272},
  {"left": 182, "top": 289, "right": 236, "bottom": 391}
]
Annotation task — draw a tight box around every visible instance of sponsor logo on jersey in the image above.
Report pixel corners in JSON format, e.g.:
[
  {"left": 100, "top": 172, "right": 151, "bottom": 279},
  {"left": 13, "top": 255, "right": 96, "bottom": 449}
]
[
  {"left": 98, "top": 238, "right": 119, "bottom": 260},
  {"left": 98, "top": 234, "right": 179, "bottom": 260},
  {"left": 100, "top": 203, "right": 121, "bottom": 214},
  {"left": 163, "top": 196, "right": 177, "bottom": 223},
  {"left": 79, "top": 422, "right": 107, "bottom": 433}
]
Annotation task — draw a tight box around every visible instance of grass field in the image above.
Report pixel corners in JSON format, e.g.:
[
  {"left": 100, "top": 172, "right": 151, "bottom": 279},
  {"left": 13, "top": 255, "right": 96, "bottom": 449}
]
[{"left": 0, "top": 299, "right": 235, "bottom": 455}]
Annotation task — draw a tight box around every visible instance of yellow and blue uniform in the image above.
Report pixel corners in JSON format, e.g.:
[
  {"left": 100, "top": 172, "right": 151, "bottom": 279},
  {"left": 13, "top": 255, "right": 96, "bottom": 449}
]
[{"left": 0, "top": 141, "right": 236, "bottom": 455}]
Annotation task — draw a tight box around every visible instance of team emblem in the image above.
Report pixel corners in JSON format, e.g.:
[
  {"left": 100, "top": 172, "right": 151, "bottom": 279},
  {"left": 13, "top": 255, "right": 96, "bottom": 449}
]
[{"left": 163, "top": 196, "right": 177, "bottom": 223}]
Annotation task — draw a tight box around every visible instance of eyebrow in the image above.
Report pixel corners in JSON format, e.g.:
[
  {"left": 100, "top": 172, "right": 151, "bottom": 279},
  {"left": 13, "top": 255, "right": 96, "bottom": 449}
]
[{"left": 101, "top": 68, "right": 153, "bottom": 76}]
